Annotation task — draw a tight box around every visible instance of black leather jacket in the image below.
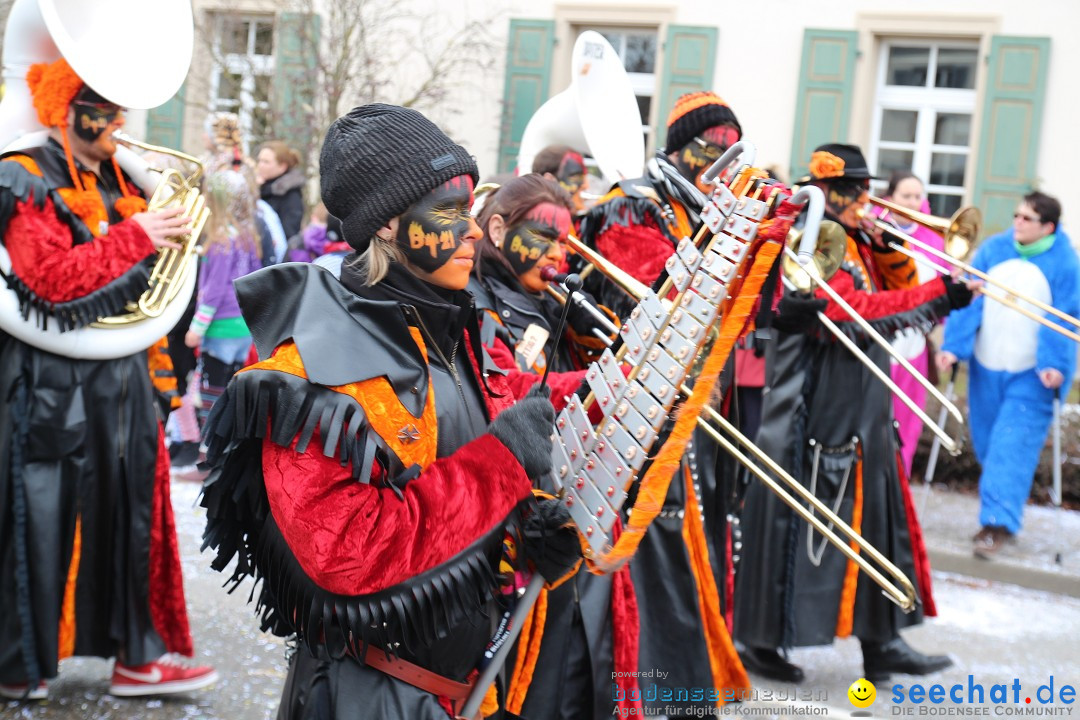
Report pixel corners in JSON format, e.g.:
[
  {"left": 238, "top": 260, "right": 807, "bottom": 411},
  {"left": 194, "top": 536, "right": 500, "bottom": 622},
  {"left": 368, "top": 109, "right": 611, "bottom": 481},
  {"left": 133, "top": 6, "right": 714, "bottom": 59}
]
[{"left": 202, "top": 260, "right": 530, "bottom": 719}]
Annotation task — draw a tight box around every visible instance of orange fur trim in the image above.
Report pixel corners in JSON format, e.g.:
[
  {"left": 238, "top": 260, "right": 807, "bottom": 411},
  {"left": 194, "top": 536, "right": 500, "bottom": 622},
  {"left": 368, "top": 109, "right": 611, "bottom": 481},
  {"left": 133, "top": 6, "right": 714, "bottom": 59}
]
[
  {"left": 835, "top": 449, "right": 864, "bottom": 638},
  {"left": 58, "top": 514, "right": 82, "bottom": 660},
  {"left": 506, "top": 587, "right": 549, "bottom": 715},
  {"left": 681, "top": 466, "right": 750, "bottom": 705},
  {"left": 4, "top": 155, "right": 44, "bottom": 177},
  {"left": 115, "top": 195, "right": 148, "bottom": 218},
  {"left": 26, "top": 58, "right": 83, "bottom": 128},
  {"left": 239, "top": 334, "right": 439, "bottom": 468},
  {"left": 593, "top": 240, "right": 782, "bottom": 571},
  {"left": 666, "top": 91, "right": 731, "bottom": 128},
  {"left": 57, "top": 186, "right": 109, "bottom": 237},
  {"left": 480, "top": 680, "right": 499, "bottom": 717}
]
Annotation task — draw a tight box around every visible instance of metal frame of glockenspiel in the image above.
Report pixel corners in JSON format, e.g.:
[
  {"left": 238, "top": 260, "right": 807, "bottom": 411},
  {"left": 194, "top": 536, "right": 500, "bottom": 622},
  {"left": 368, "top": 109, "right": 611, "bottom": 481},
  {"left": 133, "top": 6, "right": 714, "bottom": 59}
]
[{"left": 551, "top": 177, "right": 768, "bottom": 559}]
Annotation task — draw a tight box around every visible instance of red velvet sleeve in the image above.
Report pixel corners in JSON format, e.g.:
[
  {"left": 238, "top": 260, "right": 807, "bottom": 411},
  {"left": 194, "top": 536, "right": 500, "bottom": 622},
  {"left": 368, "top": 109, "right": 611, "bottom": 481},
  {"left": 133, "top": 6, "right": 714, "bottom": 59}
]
[
  {"left": 4, "top": 196, "right": 155, "bottom": 303},
  {"left": 816, "top": 271, "right": 948, "bottom": 325},
  {"left": 261, "top": 431, "right": 533, "bottom": 596},
  {"left": 484, "top": 333, "right": 584, "bottom": 411}
]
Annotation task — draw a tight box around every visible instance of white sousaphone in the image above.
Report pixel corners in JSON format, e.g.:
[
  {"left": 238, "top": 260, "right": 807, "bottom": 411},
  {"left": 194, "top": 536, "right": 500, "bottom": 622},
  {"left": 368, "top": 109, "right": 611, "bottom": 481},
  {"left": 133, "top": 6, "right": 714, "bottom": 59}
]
[
  {"left": 0, "top": 0, "right": 196, "bottom": 359},
  {"left": 516, "top": 30, "right": 645, "bottom": 185}
]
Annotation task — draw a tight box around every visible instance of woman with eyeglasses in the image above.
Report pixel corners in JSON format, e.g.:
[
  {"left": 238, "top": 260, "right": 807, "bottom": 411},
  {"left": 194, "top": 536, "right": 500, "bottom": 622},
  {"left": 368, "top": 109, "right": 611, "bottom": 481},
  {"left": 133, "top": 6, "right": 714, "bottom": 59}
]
[{"left": 938, "top": 190, "right": 1080, "bottom": 559}]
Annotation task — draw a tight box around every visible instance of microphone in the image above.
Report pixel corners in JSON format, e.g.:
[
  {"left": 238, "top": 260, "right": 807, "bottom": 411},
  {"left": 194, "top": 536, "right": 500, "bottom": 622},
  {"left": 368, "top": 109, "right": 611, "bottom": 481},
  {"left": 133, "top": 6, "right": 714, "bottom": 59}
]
[
  {"left": 539, "top": 266, "right": 563, "bottom": 282},
  {"left": 538, "top": 272, "right": 582, "bottom": 390}
]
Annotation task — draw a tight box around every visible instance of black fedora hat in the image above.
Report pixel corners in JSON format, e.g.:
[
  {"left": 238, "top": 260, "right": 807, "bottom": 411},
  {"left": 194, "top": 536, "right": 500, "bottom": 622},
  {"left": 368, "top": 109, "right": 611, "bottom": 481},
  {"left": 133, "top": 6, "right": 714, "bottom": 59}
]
[{"left": 800, "top": 143, "right": 879, "bottom": 183}]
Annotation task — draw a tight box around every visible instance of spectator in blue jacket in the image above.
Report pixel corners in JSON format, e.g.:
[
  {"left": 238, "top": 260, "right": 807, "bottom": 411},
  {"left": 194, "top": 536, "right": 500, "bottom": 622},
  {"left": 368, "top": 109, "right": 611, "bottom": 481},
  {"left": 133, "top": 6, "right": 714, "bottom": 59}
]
[{"left": 938, "top": 191, "right": 1079, "bottom": 558}]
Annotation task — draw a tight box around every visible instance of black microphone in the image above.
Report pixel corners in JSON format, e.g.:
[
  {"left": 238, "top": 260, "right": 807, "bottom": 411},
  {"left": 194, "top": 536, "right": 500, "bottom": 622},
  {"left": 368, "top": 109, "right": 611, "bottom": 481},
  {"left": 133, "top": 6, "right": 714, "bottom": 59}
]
[{"left": 538, "top": 273, "right": 583, "bottom": 390}]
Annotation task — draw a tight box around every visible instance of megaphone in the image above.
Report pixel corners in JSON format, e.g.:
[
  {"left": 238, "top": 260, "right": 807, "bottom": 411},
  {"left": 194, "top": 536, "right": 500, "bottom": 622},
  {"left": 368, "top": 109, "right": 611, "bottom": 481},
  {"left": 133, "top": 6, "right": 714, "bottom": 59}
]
[{"left": 516, "top": 31, "right": 645, "bottom": 184}]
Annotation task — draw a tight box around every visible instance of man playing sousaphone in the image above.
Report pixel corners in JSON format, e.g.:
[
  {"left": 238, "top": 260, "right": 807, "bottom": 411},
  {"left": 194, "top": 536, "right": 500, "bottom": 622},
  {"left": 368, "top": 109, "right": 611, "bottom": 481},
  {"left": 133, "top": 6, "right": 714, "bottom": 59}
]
[{"left": 0, "top": 58, "right": 216, "bottom": 699}]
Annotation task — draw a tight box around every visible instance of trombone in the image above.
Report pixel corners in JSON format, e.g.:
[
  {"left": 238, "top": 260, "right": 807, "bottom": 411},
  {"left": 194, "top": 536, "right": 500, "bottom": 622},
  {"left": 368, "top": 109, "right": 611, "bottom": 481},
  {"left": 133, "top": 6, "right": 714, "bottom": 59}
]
[
  {"left": 780, "top": 228, "right": 963, "bottom": 454},
  {"left": 863, "top": 197, "right": 1080, "bottom": 343},
  {"left": 563, "top": 222, "right": 964, "bottom": 452},
  {"left": 551, "top": 228, "right": 919, "bottom": 610}
]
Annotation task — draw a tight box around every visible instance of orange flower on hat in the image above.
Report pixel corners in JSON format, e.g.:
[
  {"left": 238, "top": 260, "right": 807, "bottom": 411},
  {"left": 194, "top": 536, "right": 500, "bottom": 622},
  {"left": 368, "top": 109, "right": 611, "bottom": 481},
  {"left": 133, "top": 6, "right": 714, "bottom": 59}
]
[{"left": 809, "top": 151, "right": 846, "bottom": 179}]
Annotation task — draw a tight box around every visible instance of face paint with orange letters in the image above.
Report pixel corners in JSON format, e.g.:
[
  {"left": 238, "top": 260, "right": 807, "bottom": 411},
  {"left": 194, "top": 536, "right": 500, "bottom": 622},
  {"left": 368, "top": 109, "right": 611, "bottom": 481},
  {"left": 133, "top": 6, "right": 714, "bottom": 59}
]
[
  {"left": 73, "top": 101, "right": 122, "bottom": 142},
  {"left": 397, "top": 175, "right": 476, "bottom": 272},
  {"left": 502, "top": 202, "right": 571, "bottom": 275}
]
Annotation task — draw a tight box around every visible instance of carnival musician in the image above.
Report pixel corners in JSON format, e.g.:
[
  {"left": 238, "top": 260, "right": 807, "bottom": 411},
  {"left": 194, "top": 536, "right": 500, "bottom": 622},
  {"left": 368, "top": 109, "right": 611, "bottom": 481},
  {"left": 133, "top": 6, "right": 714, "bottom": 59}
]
[
  {"left": 0, "top": 59, "right": 217, "bottom": 699},
  {"left": 467, "top": 173, "right": 626, "bottom": 718},
  {"left": 577, "top": 91, "right": 741, "bottom": 318},
  {"left": 199, "top": 104, "right": 581, "bottom": 719},
  {"left": 576, "top": 90, "right": 751, "bottom": 715},
  {"left": 734, "top": 144, "right": 972, "bottom": 683}
]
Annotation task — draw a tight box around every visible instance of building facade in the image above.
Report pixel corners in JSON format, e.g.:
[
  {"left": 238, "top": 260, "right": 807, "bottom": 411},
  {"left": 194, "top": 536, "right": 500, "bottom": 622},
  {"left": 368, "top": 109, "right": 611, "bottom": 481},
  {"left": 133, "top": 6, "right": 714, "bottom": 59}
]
[{"left": 142, "top": 0, "right": 1076, "bottom": 236}]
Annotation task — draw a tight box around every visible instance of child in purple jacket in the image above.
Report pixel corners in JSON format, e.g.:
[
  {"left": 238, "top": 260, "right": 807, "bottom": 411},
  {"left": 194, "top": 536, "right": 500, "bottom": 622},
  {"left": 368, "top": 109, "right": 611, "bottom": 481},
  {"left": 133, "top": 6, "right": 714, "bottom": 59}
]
[{"left": 185, "top": 169, "right": 262, "bottom": 423}]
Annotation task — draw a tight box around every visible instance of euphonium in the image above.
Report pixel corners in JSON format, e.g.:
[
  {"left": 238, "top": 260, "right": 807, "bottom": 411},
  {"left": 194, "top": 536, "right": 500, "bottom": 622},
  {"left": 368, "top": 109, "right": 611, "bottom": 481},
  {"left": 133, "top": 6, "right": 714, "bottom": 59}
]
[{"left": 93, "top": 132, "right": 209, "bottom": 327}]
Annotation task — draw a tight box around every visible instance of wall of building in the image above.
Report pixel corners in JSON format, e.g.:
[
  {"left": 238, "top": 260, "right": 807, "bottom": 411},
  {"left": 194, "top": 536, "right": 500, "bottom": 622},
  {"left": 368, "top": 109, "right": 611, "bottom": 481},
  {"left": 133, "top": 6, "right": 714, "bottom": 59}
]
[
  {"left": 148, "top": 0, "right": 1078, "bottom": 228},
  {"left": 461, "top": 0, "right": 1079, "bottom": 228}
]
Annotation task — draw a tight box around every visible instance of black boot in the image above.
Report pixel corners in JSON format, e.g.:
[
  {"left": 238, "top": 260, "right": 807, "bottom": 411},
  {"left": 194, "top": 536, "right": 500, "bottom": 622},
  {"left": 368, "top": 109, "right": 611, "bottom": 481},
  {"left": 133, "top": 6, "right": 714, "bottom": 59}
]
[
  {"left": 738, "top": 646, "right": 805, "bottom": 683},
  {"left": 862, "top": 636, "right": 952, "bottom": 682}
]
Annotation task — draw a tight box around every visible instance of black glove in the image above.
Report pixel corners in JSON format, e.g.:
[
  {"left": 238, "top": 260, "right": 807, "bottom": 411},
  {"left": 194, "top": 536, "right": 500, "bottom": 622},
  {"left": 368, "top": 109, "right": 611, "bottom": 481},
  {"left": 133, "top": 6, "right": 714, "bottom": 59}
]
[
  {"left": 522, "top": 495, "right": 582, "bottom": 584},
  {"left": 771, "top": 293, "right": 828, "bottom": 335},
  {"left": 942, "top": 275, "right": 975, "bottom": 310},
  {"left": 489, "top": 384, "right": 555, "bottom": 479},
  {"left": 565, "top": 291, "right": 608, "bottom": 336}
]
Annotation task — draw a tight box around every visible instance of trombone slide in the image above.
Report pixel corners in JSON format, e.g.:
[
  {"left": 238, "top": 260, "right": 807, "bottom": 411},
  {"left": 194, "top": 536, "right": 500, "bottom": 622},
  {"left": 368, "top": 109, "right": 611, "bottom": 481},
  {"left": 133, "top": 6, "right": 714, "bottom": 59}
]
[
  {"left": 781, "top": 245, "right": 965, "bottom": 428},
  {"left": 544, "top": 284, "right": 621, "bottom": 337},
  {"left": 868, "top": 214, "right": 1080, "bottom": 336},
  {"left": 884, "top": 237, "right": 1080, "bottom": 344}
]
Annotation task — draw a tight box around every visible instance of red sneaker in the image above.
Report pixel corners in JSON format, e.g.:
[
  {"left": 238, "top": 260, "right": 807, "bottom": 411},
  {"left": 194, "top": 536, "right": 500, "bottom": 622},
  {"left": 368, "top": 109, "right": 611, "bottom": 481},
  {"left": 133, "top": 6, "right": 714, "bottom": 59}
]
[
  {"left": 0, "top": 680, "right": 47, "bottom": 700},
  {"left": 109, "top": 654, "right": 218, "bottom": 697}
]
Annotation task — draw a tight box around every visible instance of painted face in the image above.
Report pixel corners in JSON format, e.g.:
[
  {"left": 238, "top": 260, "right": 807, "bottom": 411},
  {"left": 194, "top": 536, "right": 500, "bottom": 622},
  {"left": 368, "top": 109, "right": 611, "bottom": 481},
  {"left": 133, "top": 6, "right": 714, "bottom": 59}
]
[
  {"left": 72, "top": 101, "right": 123, "bottom": 143},
  {"left": 503, "top": 202, "right": 571, "bottom": 292},
  {"left": 398, "top": 174, "right": 481, "bottom": 289},
  {"left": 824, "top": 179, "right": 870, "bottom": 231},
  {"left": 556, "top": 152, "right": 586, "bottom": 212},
  {"left": 672, "top": 125, "right": 740, "bottom": 192}
]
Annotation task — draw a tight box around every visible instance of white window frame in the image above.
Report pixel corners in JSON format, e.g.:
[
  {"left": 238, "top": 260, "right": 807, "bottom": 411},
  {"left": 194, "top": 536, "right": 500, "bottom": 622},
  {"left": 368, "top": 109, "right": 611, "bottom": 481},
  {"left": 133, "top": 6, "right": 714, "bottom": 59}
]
[
  {"left": 209, "top": 13, "right": 275, "bottom": 153},
  {"left": 868, "top": 40, "right": 978, "bottom": 214}
]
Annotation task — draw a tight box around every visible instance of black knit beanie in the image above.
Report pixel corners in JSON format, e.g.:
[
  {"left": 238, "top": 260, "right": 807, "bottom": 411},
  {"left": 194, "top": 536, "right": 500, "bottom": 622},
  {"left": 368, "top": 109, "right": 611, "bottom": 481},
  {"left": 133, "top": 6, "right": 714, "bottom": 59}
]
[
  {"left": 320, "top": 104, "right": 479, "bottom": 252},
  {"left": 663, "top": 91, "right": 742, "bottom": 155}
]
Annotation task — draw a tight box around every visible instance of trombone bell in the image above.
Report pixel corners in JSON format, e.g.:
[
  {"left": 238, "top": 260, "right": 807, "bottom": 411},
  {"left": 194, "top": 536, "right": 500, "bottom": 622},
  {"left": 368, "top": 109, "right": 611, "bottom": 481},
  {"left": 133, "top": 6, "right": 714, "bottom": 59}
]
[
  {"left": 782, "top": 220, "right": 848, "bottom": 293},
  {"left": 868, "top": 195, "right": 982, "bottom": 261}
]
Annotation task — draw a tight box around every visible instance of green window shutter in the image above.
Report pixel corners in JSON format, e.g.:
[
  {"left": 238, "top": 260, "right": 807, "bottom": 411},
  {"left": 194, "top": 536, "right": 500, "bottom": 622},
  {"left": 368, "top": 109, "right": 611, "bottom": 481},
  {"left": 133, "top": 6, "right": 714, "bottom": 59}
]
[
  {"left": 973, "top": 36, "right": 1051, "bottom": 236},
  {"left": 498, "top": 19, "right": 556, "bottom": 173},
  {"left": 273, "top": 12, "right": 321, "bottom": 155},
  {"left": 145, "top": 84, "right": 186, "bottom": 149},
  {"left": 788, "top": 29, "right": 858, "bottom": 182},
  {"left": 655, "top": 25, "right": 717, "bottom": 151}
]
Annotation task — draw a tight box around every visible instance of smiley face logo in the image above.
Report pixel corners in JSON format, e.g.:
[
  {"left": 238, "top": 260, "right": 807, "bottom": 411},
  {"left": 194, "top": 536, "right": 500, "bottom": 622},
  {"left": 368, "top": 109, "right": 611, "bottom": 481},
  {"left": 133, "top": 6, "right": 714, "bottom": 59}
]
[{"left": 848, "top": 678, "right": 876, "bottom": 708}]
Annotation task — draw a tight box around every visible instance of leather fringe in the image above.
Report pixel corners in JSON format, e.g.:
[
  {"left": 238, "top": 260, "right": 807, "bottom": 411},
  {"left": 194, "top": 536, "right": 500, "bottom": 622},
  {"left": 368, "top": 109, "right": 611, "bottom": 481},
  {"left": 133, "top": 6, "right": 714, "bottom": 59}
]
[
  {"left": 200, "top": 368, "right": 522, "bottom": 658},
  {"left": 1, "top": 160, "right": 150, "bottom": 331}
]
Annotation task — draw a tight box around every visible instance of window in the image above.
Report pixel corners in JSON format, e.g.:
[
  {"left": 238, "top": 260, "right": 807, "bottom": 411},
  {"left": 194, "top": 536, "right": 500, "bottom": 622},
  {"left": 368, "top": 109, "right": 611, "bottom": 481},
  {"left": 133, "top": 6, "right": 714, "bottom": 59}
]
[
  {"left": 869, "top": 42, "right": 978, "bottom": 218},
  {"left": 210, "top": 15, "right": 275, "bottom": 152},
  {"left": 590, "top": 28, "right": 658, "bottom": 149}
]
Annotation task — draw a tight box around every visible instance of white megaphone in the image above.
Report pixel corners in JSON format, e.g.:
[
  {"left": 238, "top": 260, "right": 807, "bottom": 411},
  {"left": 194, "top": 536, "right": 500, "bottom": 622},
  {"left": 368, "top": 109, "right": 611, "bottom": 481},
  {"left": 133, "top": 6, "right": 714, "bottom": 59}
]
[{"left": 516, "top": 31, "right": 645, "bottom": 184}]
